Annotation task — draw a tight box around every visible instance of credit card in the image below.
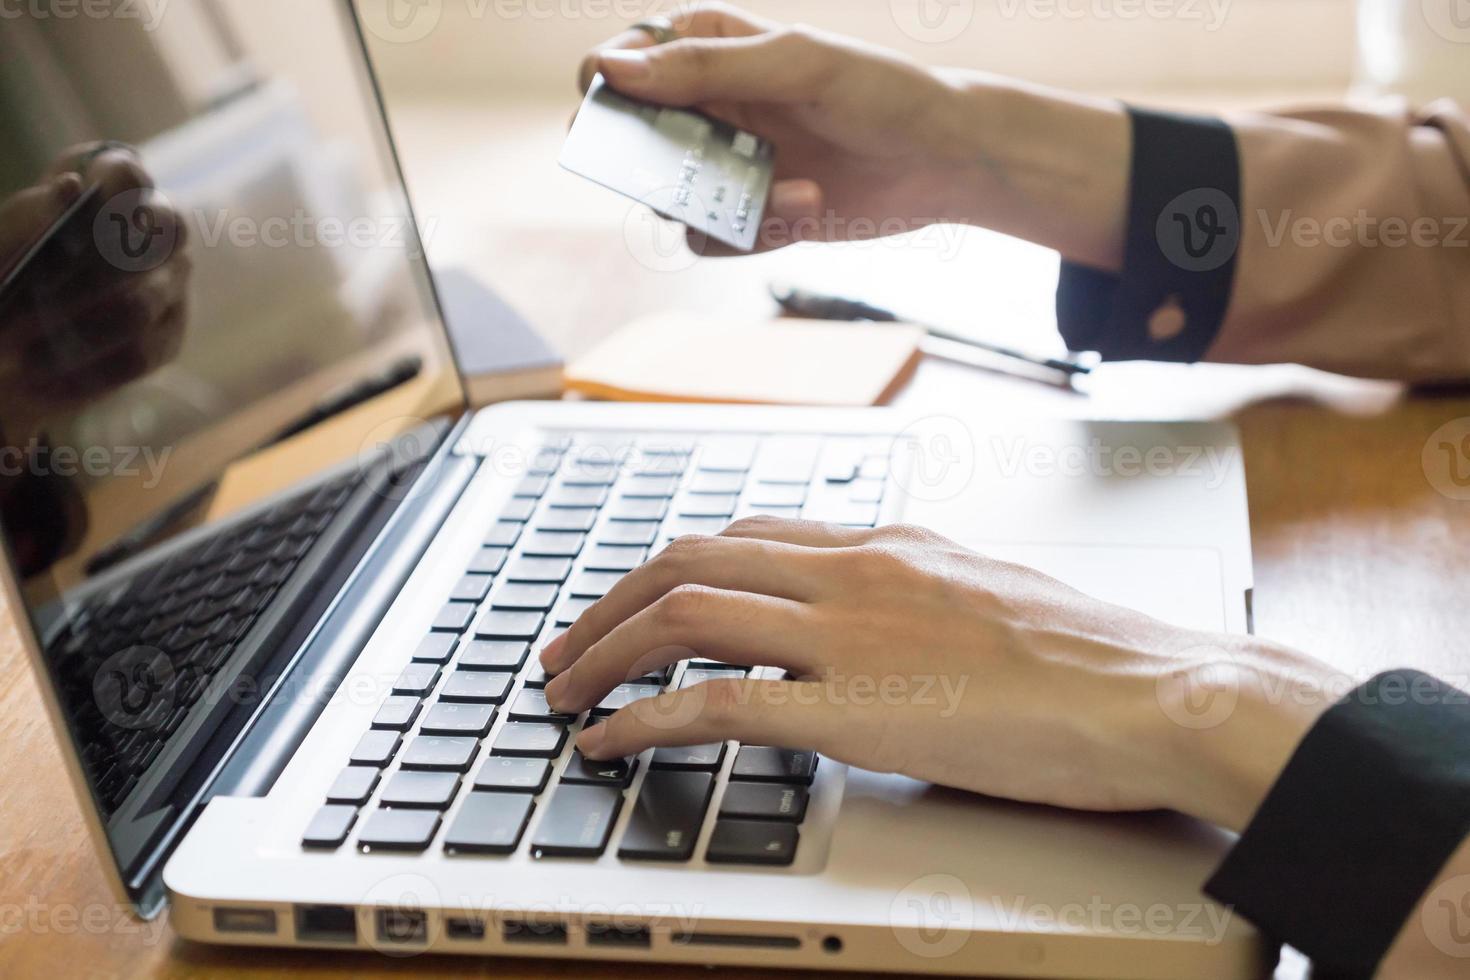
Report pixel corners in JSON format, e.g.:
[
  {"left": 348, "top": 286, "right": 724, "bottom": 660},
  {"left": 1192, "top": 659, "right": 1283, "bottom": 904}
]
[{"left": 560, "top": 74, "right": 774, "bottom": 252}]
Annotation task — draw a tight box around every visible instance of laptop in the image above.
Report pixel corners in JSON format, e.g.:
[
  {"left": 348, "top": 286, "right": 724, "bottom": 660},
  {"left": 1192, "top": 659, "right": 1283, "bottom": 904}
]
[{"left": 0, "top": 2, "right": 1269, "bottom": 976}]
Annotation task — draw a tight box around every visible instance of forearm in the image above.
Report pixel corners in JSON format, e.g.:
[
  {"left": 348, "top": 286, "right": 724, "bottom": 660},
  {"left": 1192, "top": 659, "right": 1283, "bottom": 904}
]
[
  {"left": 926, "top": 70, "right": 1130, "bottom": 272},
  {"left": 1380, "top": 835, "right": 1470, "bottom": 978}
]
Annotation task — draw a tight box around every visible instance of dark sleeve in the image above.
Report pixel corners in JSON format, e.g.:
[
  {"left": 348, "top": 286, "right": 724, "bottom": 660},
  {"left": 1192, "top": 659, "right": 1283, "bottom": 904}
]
[
  {"left": 1055, "top": 106, "right": 1241, "bottom": 362},
  {"left": 1204, "top": 670, "right": 1470, "bottom": 977}
]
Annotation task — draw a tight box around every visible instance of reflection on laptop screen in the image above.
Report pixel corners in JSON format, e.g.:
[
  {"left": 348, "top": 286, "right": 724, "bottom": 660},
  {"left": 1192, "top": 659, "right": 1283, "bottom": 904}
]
[{"left": 0, "top": 0, "right": 463, "bottom": 876}]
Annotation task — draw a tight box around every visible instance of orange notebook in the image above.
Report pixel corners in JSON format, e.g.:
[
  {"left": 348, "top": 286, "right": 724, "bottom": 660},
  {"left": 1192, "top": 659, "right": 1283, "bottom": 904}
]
[{"left": 564, "top": 312, "right": 925, "bottom": 406}]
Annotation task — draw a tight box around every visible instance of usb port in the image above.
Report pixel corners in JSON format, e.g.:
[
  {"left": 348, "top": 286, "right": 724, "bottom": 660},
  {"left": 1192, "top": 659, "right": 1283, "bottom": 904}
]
[
  {"left": 295, "top": 905, "right": 356, "bottom": 943},
  {"left": 586, "top": 924, "right": 651, "bottom": 949},
  {"left": 377, "top": 909, "right": 427, "bottom": 945},
  {"left": 446, "top": 917, "right": 486, "bottom": 941},
  {"left": 502, "top": 920, "right": 568, "bottom": 945},
  {"left": 213, "top": 907, "right": 278, "bottom": 935}
]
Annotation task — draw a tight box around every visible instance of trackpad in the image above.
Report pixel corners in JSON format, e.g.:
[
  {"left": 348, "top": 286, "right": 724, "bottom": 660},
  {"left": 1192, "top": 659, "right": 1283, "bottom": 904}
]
[{"left": 970, "top": 542, "right": 1228, "bottom": 632}]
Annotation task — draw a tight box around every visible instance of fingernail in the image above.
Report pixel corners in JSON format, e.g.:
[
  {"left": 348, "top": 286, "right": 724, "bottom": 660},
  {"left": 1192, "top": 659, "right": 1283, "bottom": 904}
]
[
  {"left": 577, "top": 722, "right": 607, "bottom": 756},
  {"left": 600, "top": 49, "right": 651, "bottom": 80},
  {"left": 771, "top": 181, "right": 820, "bottom": 213},
  {"left": 544, "top": 672, "right": 571, "bottom": 709},
  {"left": 51, "top": 172, "right": 83, "bottom": 206}
]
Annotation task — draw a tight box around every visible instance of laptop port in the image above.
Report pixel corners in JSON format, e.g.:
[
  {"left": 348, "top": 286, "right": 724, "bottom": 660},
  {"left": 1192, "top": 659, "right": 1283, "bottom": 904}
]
[
  {"left": 672, "top": 932, "right": 801, "bottom": 950},
  {"left": 586, "top": 924, "right": 652, "bottom": 949},
  {"left": 377, "top": 908, "right": 428, "bottom": 945},
  {"left": 502, "top": 920, "right": 568, "bottom": 945},
  {"left": 446, "top": 917, "right": 486, "bottom": 941},
  {"left": 213, "top": 907, "right": 278, "bottom": 935},
  {"left": 295, "top": 905, "right": 357, "bottom": 943}
]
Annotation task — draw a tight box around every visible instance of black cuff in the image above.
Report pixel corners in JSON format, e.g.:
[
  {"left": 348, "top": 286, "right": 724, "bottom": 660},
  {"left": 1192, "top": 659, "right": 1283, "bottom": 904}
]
[
  {"left": 1056, "top": 106, "right": 1241, "bottom": 362},
  {"left": 1204, "top": 670, "right": 1470, "bottom": 977}
]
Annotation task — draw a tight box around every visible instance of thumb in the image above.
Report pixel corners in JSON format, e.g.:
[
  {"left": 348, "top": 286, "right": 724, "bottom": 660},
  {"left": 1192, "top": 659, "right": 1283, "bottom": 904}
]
[
  {"left": 598, "top": 31, "right": 828, "bottom": 107},
  {"left": 0, "top": 173, "right": 84, "bottom": 268}
]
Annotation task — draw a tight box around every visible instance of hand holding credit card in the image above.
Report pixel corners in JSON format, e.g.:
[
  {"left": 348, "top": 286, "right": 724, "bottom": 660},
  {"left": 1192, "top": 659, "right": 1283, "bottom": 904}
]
[{"left": 560, "top": 73, "right": 775, "bottom": 252}]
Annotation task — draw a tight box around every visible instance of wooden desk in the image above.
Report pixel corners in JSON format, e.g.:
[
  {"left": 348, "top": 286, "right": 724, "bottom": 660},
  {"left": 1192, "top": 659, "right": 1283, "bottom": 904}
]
[{"left": 4, "top": 226, "right": 1469, "bottom": 980}]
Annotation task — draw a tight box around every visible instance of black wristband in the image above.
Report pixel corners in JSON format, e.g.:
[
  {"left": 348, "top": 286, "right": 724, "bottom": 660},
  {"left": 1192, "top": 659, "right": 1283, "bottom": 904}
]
[
  {"left": 1204, "top": 670, "right": 1470, "bottom": 977},
  {"left": 1056, "top": 105, "right": 1241, "bottom": 362}
]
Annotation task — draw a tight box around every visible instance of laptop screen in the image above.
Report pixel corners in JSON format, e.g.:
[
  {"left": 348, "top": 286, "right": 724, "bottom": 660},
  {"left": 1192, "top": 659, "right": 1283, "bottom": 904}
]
[{"left": 0, "top": 0, "right": 464, "bottom": 901}]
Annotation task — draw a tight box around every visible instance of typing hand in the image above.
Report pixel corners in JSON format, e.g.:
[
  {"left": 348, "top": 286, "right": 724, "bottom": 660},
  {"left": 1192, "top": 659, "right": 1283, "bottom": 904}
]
[
  {"left": 542, "top": 518, "right": 1344, "bottom": 832},
  {"left": 578, "top": 2, "right": 975, "bottom": 255}
]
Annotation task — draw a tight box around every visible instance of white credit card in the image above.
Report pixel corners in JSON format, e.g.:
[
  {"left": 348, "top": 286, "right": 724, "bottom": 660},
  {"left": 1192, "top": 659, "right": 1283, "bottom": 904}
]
[{"left": 559, "top": 74, "right": 775, "bottom": 252}]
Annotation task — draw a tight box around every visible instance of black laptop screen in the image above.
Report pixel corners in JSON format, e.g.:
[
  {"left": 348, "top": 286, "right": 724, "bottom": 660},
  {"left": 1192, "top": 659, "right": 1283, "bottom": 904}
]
[{"left": 0, "top": 0, "right": 464, "bottom": 885}]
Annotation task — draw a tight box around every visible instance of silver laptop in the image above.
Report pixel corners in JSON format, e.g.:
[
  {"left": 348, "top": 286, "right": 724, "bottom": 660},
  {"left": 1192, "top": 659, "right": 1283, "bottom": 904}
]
[{"left": 0, "top": 3, "right": 1268, "bottom": 976}]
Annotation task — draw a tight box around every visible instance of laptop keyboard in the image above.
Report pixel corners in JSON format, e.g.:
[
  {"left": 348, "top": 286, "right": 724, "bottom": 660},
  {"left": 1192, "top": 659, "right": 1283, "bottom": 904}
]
[{"left": 304, "top": 433, "right": 890, "bottom": 867}]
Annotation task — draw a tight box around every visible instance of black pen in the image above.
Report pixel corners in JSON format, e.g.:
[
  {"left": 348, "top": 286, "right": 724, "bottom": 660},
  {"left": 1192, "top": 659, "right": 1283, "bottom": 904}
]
[{"left": 769, "top": 282, "right": 1091, "bottom": 377}]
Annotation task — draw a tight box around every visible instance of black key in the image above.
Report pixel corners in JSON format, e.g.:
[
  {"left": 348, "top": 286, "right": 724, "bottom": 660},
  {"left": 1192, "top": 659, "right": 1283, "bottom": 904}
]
[
  {"left": 357, "top": 808, "right": 441, "bottom": 852},
  {"left": 484, "top": 521, "right": 523, "bottom": 548},
  {"left": 509, "top": 690, "right": 578, "bottom": 724},
  {"left": 392, "top": 663, "right": 442, "bottom": 697},
  {"left": 500, "top": 497, "right": 537, "bottom": 523},
  {"left": 547, "top": 484, "right": 609, "bottom": 509},
  {"left": 651, "top": 743, "right": 726, "bottom": 772},
  {"left": 444, "top": 792, "right": 535, "bottom": 854},
  {"left": 592, "top": 683, "right": 663, "bottom": 715},
  {"left": 439, "top": 671, "right": 513, "bottom": 704},
  {"left": 596, "top": 522, "right": 659, "bottom": 547},
  {"left": 491, "top": 722, "right": 567, "bottom": 758},
  {"left": 514, "top": 475, "right": 550, "bottom": 497},
  {"left": 706, "top": 819, "right": 799, "bottom": 866},
  {"left": 400, "top": 736, "right": 480, "bottom": 772},
  {"left": 432, "top": 601, "right": 477, "bottom": 632},
  {"left": 474, "top": 756, "right": 551, "bottom": 793},
  {"left": 676, "top": 494, "right": 738, "bottom": 517},
  {"left": 730, "top": 747, "right": 818, "bottom": 785},
  {"left": 554, "top": 597, "right": 597, "bottom": 627},
  {"left": 372, "top": 697, "right": 422, "bottom": 732},
  {"left": 561, "top": 750, "right": 637, "bottom": 787},
  {"left": 303, "top": 804, "right": 357, "bottom": 849},
  {"left": 413, "top": 633, "right": 458, "bottom": 664},
  {"left": 606, "top": 497, "right": 668, "bottom": 522},
  {"left": 490, "top": 582, "right": 559, "bottom": 610},
  {"left": 535, "top": 508, "right": 598, "bottom": 533},
  {"left": 465, "top": 546, "right": 509, "bottom": 575},
  {"left": 618, "top": 771, "right": 714, "bottom": 862},
  {"left": 420, "top": 702, "right": 497, "bottom": 737},
  {"left": 457, "top": 639, "right": 528, "bottom": 671},
  {"left": 475, "top": 609, "right": 544, "bottom": 639},
  {"left": 568, "top": 570, "right": 622, "bottom": 598},
  {"left": 582, "top": 545, "right": 646, "bottom": 572},
  {"left": 503, "top": 556, "right": 573, "bottom": 583},
  {"left": 531, "top": 784, "right": 624, "bottom": 857},
  {"left": 521, "top": 661, "right": 553, "bottom": 688},
  {"left": 350, "top": 730, "right": 402, "bottom": 767},
  {"left": 521, "top": 531, "right": 585, "bottom": 557},
  {"left": 719, "top": 783, "right": 809, "bottom": 822},
  {"left": 449, "top": 574, "right": 494, "bottom": 603},
  {"left": 326, "top": 767, "right": 380, "bottom": 805},
  {"left": 380, "top": 770, "right": 462, "bottom": 809},
  {"left": 620, "top": 475, "right": 679, "bottom": 498}
]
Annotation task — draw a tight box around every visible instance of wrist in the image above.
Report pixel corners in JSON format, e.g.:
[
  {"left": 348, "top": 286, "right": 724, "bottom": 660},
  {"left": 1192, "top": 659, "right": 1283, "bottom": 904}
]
[{"left": 1148, "top": 636, "right": 1351, "bottom": 832}]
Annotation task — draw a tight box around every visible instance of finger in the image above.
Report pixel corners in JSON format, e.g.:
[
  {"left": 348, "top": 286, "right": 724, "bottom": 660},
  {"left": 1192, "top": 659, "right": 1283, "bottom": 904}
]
[
  {"left": 719, "top": 515, "right": 875, "bottom": 548},
  {"left": 577, "top": 3, "right": 772, "bottom": 92},
  {"left": 0, "top": 175, "right": 84, "bottom": 265},
  {"left": 576, "top": 677, "right": 836, "bottom": 760},
  {"left": 544, "top": 586, "right": 818, "bottom": 713},
  {"left": 597, "top": 30, "right": 834, "bottom": 108},
  {"left": 686, "top": 178, "right": 825, "bottom": 258},
  {"left": 542, "top": 532, "right": 826, "bottom": 672}
]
